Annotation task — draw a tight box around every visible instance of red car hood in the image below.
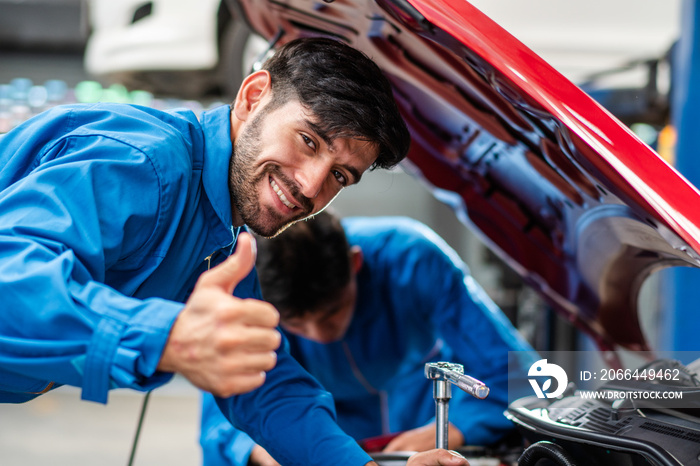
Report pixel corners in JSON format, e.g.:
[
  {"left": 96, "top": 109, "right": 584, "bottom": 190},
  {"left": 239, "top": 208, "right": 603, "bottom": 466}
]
[{"left": 238, "top": 0, "right": 700, "bottom": 353}]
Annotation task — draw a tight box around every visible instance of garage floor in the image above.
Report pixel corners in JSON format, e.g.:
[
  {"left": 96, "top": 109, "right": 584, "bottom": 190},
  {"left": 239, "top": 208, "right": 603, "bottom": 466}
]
[{"left": 0, "top": 379, "right": 202, "bottom": 465}]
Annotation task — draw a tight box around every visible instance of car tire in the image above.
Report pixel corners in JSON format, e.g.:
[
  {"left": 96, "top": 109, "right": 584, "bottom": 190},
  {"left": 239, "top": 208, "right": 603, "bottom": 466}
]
[{"left": 218, "top": 15, "right": 267, "bottom": 100}]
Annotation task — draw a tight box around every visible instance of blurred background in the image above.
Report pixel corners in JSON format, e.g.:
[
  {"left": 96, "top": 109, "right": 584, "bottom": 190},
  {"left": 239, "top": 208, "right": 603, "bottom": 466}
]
[{"left": 0, "top": 0, "right": 683, "bottom": 464}]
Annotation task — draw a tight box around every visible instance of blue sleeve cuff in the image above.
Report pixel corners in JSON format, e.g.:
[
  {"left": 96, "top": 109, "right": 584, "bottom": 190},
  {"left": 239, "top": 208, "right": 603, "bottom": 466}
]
[
  {"left": 120, "top": 298, "right": 183, "bottom": 380},
  {"left": 81, "top": 298, "right": 182, "bottom": 403}
]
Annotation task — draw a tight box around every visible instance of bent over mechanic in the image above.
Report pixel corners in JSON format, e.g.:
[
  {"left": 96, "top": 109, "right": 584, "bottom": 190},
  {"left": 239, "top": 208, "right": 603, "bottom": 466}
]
[{"left": 201, "top": 212, "right": 536, "bottom": 465}]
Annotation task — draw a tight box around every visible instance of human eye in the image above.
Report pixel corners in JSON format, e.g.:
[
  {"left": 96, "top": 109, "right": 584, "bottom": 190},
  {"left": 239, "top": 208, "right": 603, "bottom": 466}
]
[
  {"left": 301, "top": 133, "right": 316, "bottom": 151},
  {"left": 332, "top": 170, "right": 347, "bottom": 186}
]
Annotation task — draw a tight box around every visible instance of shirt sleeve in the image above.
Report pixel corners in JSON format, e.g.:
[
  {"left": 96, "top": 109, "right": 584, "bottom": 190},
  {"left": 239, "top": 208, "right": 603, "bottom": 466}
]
[
  {"left": 387, "top": 222, "right": 537, "bottom": 444},
  {"left": 214, "top": 335, "right": 373, "bottom": 466},
  {"left": 0, "top": 130, "right": 184, "bottom": 404},
  {"left": 201, "top": 391, "right": 257, "bottom": 466}
]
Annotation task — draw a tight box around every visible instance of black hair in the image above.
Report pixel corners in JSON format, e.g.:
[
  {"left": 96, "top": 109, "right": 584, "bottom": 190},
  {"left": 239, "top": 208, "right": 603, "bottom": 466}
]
[
  {"left": 260, "top": 37, "right": 410, "bottom": 170},
  {"left": 255, "top": 209, "right": 351, "bottom": 319}
]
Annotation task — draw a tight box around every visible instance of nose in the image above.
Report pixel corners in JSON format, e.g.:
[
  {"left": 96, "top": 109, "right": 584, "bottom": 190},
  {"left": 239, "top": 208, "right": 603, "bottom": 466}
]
[{"left": 295, "top": 159, "right": 330, "bottom": 199}]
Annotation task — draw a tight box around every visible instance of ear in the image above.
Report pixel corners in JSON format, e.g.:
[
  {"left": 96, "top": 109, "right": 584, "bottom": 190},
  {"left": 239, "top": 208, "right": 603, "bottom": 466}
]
[
  {"left": 349, "top": 245, "right": 364, "bottom": 274},
  {"left": 232, "top": 70, "right": 272, "bottom": 123}
]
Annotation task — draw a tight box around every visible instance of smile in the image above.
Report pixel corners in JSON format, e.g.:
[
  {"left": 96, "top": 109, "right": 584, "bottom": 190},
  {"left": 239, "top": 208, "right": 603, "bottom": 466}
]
[{"left": 270, "top": 178, "right": 297, "bottom": 210}]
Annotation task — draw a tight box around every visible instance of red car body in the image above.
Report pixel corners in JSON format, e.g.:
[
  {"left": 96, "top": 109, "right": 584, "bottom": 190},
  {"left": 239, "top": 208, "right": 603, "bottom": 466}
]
[{"left": 238, "top": 0, "right": 700, "bottom": 356}]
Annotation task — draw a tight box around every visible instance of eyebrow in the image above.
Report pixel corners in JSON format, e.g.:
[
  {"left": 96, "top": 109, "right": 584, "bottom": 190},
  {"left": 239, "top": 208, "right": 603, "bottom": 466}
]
[{"left": 301, "top": 118, "right": 364, "bottom": 185}]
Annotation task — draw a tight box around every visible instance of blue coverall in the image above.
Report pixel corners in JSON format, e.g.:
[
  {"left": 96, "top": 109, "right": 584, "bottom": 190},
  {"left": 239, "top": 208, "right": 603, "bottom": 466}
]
[
  {"left": 0, "top": 103, "right": 371, "bottom": 466},
  {"left": 200, "top": 216, "right": 536, "bottom": 465}
]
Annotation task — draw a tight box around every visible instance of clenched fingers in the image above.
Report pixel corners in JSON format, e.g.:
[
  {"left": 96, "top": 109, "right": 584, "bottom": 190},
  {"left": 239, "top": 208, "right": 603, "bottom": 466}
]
[
  {"left": 216, "top": 350, "right": 278, "bottom": 373},
  {"left": 224, "top": 299, "right": 280, "bottom": 328},
  {"left": 215, "top": 326, "right": 282, "bottom": 353}
]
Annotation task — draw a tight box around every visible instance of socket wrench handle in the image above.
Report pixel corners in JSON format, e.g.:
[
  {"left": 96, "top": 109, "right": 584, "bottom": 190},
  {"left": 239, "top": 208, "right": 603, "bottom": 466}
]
[
  {"left": 425, "top": 362, "right": 490, "bottom": 450},
  {"left": 448, "top": 371, "right": 490, "bottom": 399},
  {"left": 425, "top": 362, "right": 490, "bottom": 399}
]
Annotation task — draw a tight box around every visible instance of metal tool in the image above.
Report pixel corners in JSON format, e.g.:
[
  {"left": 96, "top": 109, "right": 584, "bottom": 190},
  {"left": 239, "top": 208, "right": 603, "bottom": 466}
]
[{"left": 425, "top": 362, "right": 490, "bottom": 449}]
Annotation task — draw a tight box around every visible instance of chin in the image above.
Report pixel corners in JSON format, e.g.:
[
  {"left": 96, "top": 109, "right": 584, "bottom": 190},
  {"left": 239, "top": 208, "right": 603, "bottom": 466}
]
[{"left": 245, "top": 216, "right": 297, "bottom": 238}]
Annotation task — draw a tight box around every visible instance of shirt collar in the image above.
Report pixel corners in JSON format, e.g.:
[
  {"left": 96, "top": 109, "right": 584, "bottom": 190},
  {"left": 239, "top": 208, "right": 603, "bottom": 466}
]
[{"left": 201, "top": 104, "right": 234, "bottom": 229}]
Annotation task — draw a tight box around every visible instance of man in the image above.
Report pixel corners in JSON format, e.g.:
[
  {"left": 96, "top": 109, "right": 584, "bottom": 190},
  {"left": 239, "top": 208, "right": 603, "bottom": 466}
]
[
  {"left": 0, "top": 37, "right": 465, "bottom": 466},
  {"left": 200, "top": 211, "right": 536, "bottom": 465}
]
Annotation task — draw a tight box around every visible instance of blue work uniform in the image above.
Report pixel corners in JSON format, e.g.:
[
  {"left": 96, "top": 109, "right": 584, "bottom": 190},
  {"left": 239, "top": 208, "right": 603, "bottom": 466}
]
[
  {"left": 0, "top": 103, "right": 371, "bottom": 466},
  {"left": 200, "top": 216, "right": 536, "bottom": 465}
]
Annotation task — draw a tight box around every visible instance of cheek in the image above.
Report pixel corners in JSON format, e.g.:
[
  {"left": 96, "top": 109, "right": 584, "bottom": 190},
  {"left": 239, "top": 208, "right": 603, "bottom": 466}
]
[
  {"left": 328, "top": 312, "right": 353, "bottom": 335},
  {"left": 314, "top": 183, "right": 344, "bottom": 209}
]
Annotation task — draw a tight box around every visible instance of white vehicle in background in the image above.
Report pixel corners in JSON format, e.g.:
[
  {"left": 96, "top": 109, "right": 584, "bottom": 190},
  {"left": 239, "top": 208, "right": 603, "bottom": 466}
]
[{"left": 84, "top": 0, "right": 268, "bottom": 99}]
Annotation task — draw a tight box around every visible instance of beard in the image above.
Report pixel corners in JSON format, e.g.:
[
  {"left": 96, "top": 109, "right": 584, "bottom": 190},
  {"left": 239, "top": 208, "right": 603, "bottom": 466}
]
[{"left": 228, "top": 110, "right": 313, "bottom": 238}]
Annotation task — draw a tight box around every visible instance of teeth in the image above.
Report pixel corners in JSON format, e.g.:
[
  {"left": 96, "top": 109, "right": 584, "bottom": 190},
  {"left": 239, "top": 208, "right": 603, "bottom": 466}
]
[{"left": 270, "top": 179, "right": 296, "bottom": 209}]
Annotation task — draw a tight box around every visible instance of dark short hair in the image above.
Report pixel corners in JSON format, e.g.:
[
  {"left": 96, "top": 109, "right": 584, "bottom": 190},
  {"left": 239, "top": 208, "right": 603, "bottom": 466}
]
[
  {"left": 255, "top": 210, "right": 351, "bottom": 319},
  {"left": 261, "top": 37, "right": 410, "bottom": 170}
]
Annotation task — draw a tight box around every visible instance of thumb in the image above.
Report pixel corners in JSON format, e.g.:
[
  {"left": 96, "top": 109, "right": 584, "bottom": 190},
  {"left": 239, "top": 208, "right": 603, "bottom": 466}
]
[
  {"left": 443, "top": 451, "right": 469, "bottom": 465},
  {"left": 200, "top": 232, "right": 257, "bottom": 294}
]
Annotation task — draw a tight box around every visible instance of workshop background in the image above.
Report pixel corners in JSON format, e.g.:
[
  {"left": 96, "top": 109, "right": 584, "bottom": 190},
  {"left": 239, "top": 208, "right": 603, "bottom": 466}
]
[{"left": 0, "top": 1, "right": 683, "bottom": 465}]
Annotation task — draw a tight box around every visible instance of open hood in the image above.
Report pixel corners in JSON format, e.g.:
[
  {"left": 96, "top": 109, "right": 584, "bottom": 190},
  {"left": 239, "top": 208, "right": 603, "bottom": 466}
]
[{"left": 237, "top": 0, "right": 700, "bottom": 353}]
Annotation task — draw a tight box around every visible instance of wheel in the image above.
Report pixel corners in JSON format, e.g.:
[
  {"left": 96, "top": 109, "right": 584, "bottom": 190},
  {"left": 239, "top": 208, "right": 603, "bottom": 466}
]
[{"left": 218, "top": 14, "right": 268, "bottom": 100}]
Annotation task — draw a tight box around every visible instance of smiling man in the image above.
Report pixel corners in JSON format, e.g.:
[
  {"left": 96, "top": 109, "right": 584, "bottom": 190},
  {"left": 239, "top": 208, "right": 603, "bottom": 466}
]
[
  {"left": 0, "top": 37, "right": 470, "bottom": 466},
  {"left": 226, "top": 74, "right": 378, "bottom": 237}
]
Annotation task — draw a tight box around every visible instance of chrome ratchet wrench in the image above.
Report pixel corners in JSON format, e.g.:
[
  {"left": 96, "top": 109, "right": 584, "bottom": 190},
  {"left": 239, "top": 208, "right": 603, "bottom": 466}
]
[{"left": 425, "top": 362, "right": 490, "bottom": 449}]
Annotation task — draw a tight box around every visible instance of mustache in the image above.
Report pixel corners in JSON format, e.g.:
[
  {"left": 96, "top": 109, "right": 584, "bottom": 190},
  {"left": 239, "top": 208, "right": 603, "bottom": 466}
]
[{"left": 268, "top": 166, "right": 314, "bottom": 213}]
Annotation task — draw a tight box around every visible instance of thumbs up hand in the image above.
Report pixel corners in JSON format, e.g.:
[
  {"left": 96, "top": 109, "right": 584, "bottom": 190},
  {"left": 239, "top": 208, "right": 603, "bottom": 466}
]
[{"left": 158, "top": 233, "right": 281, "bottom": 397}]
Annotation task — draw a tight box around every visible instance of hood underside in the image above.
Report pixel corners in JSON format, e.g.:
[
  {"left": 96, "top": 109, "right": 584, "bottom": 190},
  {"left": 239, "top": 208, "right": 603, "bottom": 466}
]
[{"left": 238, "top": 0, "right": 700, "bottom": 353}]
